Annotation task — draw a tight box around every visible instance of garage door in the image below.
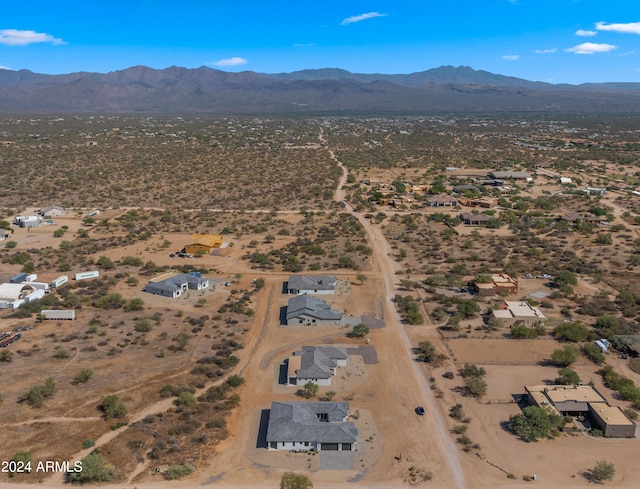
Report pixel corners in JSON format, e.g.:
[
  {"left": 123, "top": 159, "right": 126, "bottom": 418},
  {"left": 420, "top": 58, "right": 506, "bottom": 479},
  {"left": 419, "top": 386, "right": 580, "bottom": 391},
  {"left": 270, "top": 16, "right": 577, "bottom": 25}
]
[{"left": 321, "top": 443, "right": 338, "bottom": 451}]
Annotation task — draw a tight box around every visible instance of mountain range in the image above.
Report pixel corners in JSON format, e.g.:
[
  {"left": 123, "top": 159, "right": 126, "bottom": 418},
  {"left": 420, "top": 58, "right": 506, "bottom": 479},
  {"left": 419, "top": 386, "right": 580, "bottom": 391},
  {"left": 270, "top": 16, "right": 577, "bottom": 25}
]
[{"left": 1, "top": 65, "right": 640, "bottom": 114}]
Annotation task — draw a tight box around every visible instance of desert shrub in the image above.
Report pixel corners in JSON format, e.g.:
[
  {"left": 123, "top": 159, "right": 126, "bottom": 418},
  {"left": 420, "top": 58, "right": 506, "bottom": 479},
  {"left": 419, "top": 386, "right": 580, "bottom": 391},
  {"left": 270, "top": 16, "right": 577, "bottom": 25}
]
[
  {"left": 66, "top": 452, "right": 115, "bottom": 483},
  {"left": 164, "top": 463, "right": 195, "bottom": 480},
  {"left": 74, "top": 368, "right": 93, "bottom": 384},
  {"left": 124, "top": 298, "right": 145, "bottom": 312},
  {"left": 554, "top": 322, "right": 591, "bottom": 342},
  {"left": 582, "top": 343, "right": 605, "bottom": 365},
  {"left": 555, "top": 367, "right": 581, "bottom": 386},
  {"left": 347, "top": 324, "right": 369, "bottom": 338},
  {"left": 589, "top": 461, "right": 615, "bottom": 483},
  {"left": 508, "top": 406, "right": 563, "bottom": 442},
  {"left": 418, "top": 341, "right": 437, "bottom": 362},
  {"left": 280, "top": 471, "right": 313, "bottom": 489},
  {"left": 21, "top": 377, "right": 56, "bottom": 408},
  {"left": 100, "top": 394, "right": 127, "bottom": 419},
  {"left": 550, "top": 345, "right": 580, "bottom": 367}
]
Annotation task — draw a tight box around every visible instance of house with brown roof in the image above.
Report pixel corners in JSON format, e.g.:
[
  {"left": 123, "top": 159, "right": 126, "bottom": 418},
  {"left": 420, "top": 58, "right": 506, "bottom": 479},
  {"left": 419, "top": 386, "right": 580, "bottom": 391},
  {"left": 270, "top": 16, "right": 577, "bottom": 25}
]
[
  {"left": 184, "top": 234, "right": 223, "bottom": 254},
  {"left": 471, "top": 274, "right": 518, "bottom": 296},
  {"left": 460, "top": 213, "right": 493, "bottom": 226},
  {"left": 426, "top": 195, "right": 458, "bottom": 207}
]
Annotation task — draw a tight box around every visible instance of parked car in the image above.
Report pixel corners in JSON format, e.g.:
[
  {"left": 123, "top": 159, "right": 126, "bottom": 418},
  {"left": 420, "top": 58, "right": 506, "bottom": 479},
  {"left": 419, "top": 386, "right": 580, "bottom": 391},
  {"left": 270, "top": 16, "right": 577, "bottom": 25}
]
[
  {"left": 535, "top": 274, "right": 551, "bottom": 279},
  {"left": 169, "top": 253, "right": 175, "bottom": 258},
  {"left": 415, "top": 406, "right": 425, "bottom": 415}
]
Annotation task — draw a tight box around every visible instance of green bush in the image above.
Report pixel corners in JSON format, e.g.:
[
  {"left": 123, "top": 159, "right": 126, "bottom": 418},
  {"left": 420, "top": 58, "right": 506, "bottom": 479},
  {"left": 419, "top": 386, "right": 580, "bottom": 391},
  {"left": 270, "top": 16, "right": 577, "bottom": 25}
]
[
  {"left": 100, "top": 394, "right": 127, "bottom": 419},
  {"left": 347, "top": 324, "right": 369, "bottom": 338},
  {"left": 66, "top": 452, "right": 115, "bottom": 483}
]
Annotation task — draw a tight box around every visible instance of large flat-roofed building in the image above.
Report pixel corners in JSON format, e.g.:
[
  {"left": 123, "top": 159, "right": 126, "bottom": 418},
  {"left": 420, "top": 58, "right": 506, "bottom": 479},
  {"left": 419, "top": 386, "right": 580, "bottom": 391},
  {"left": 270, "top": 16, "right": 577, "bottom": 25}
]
[
  {"left": 524, "top": 385, "right": 636, "bottom": 438},
  {"left": 287, "top": 275, "right": 337, "bottom": 295},
  {"left": 492, "top": 301, "right": 546, "bottom": 326},
  {"left": 589, "top": 404, "right": 637, "bottom": 438}
]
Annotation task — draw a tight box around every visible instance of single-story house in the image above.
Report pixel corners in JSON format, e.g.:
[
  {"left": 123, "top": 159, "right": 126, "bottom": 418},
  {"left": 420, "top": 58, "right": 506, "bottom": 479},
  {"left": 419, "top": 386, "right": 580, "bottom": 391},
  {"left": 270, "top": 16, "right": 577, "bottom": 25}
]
[
  {"left": 287, "top": 275, "right": 337, "bottom": 295},
  {"left": 266, "top": 401, "right": 358, "bottom": 451},
  {"left": 524, "top": 385, "right": 635, "bottom": 438},
  {"left": 584, "top": 187, "right": 606, "bottom": 196},
  {"left": 288, "top": 346, "right": 348, "bottom": 386},
  {"left": 492, "top": 301, "right": 546, "bottom": 326},
  {"left": 38, "top": 205, "right": 66, "bottom": 217},
  {"left": 453, "top": 184, "right": 480, "bottom": 194},
  {"left": 184, "top": 234, "right": 223, "bottom": 255},
  {"left": 426, "top": 195, "right": 458, "bottom": 207},
  {"left": 145, "top": 273, "right": 209, "bottom": 298},
  {"left": 489, "top": 170, "right": 531, "bottom": 180},
  {"left": 14, "top": 215, "right": 42, "bottom": 228},
  {"left": 285, "top": 295, "right": 342, "bottom": 326},
  {"left": 471, "top": 274, "right": 518, "bottom": 296},
  {"left": 460, "top": 213, "right": 493, "bottom": 226}
]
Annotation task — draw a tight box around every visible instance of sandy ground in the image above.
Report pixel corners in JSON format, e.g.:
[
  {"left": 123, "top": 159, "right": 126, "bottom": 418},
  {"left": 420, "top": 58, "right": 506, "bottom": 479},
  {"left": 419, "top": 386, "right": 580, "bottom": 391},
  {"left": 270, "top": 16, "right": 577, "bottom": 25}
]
[{"left": 2, "top": 143, "right": 639, "bottom": 489}]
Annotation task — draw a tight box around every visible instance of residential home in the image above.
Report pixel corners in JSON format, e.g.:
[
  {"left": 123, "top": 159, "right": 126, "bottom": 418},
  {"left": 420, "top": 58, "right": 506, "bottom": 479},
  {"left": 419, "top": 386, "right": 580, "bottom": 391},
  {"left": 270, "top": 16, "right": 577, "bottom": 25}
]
[
  {"left": 184, "top": 234, "right": 223, "bottom": 255},
  {"left": 584, "top": 187, "right": 606, "bottom": 196},
  {"left": 266, "top": 401, "right": 358, "bottom": 451},
  {"left": 471, "top": 274, "right": 518, "bottom": 296},
  {"left": 287, "top": 275, "right": 337, "bottom": 295},
  {"left": 285, "top": 295, "right": 342, "bottom": 326},
  {"left": 489, "top": 170, "right": 531, "bottom": 180},
  {"left": 492, "top": 301, "right": 546, "bottom": 326},
  {"left": 426, "top": 195, "right": 458, "bottom": 207},
  {"left": 38, "top": 205, "right": 66, "bottom": 217},
  {"left": 287, "top": 346, "right": 348, "bottom": 386},
  {"left": 524, "top": 385, "right": 635, "bottom": 438},
  {"left": 145, "top": 273, "right": 209, "bottom": 298},
  {"left": 459, "top": 213, "right": 493, "bottom": 226}
]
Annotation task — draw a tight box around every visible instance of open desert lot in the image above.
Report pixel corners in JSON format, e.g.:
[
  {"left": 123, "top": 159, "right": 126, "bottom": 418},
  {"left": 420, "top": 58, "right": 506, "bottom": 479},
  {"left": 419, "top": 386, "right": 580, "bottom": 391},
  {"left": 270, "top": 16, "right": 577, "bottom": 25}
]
[{"left": 1, "top": 115, "right": 639, "bottom": 489}]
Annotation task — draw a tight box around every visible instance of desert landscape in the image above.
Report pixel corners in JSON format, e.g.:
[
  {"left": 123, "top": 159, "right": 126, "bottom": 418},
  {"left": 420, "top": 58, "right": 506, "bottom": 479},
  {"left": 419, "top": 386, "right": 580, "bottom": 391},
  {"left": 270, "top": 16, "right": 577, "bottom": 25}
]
[{"left": 1, "top": 114, "right": 639, "bottom": 489}]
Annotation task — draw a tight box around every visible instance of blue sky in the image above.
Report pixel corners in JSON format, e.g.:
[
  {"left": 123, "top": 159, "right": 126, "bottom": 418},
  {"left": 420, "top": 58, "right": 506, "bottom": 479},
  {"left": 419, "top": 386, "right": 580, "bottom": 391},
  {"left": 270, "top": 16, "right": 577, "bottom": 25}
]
[{"left": 1, "top": 1, "right": 639, "bottom": 84}]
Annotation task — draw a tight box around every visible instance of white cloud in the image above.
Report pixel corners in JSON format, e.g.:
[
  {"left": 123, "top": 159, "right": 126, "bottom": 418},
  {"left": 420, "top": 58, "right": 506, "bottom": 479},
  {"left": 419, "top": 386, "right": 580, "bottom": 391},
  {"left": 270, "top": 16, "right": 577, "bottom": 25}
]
[
  {"left": 501, "top": 54, "right": 520, "bottom": 61},
  {"left": 0, "top": 65, "right": 12, "bottom": 70},
  {"left": 576, "top": 29, "right": 597, "bottom": 37},
  {"left": 0, "top": 29, "right": 65, "bottom": 46},
  {"left": 209, "top": 57, "right": 248, "bottom": 67},
  {"left": 341, "top": 12, "right": 388, "bottom": 26},
  {"left": 596, "top": 22, "right": 640, "bottom": 35},
  {"left": 534, "top": 48, "right": 557, "bottom": 54},
  {"left": 293, "top": 43, "right": 315, "bottom": 47},
  {"left": 565, "top": 42, "right": 617, "bottom": 54}
]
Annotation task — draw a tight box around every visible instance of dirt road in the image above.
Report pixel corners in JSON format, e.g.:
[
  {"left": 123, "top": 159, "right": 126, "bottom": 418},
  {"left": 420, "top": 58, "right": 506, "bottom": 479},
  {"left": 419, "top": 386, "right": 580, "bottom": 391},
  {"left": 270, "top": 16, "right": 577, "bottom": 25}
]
[{"left": 328, "top": 145, "right": 468, "bottom": 489}]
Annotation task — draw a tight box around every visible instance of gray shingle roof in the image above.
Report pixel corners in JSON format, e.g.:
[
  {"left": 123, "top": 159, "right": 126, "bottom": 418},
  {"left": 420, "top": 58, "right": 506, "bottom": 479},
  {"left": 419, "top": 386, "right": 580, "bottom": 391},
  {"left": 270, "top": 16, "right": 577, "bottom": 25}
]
[
  {"left": 295, "top": 346, "right": 345, "bottom": 380},
  {"left": 288, "top": 275, "right": 337, "bottom": 292},
  {"left": 266, "top": 402, "right": 357, "bottom": 444},
  {"left": 286, "top": 295, "right": 342, "bottom": 321}
]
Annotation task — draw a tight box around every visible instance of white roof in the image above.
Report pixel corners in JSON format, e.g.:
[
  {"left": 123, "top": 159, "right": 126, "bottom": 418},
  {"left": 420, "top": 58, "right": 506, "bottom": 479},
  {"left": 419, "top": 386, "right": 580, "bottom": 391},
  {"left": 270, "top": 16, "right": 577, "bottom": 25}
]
[
  {"left": 503, "top": 301, "right": 546, "bottom": 319},
  {"left": 0, "top": 283, "right": 35, "bottom": 301}
]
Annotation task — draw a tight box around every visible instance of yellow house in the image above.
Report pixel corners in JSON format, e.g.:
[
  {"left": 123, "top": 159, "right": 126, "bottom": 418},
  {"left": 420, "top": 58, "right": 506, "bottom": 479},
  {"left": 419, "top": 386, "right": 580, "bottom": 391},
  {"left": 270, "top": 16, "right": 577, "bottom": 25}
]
[{"left": 184, "top": 234, "right": 223, "bottom": 254}]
